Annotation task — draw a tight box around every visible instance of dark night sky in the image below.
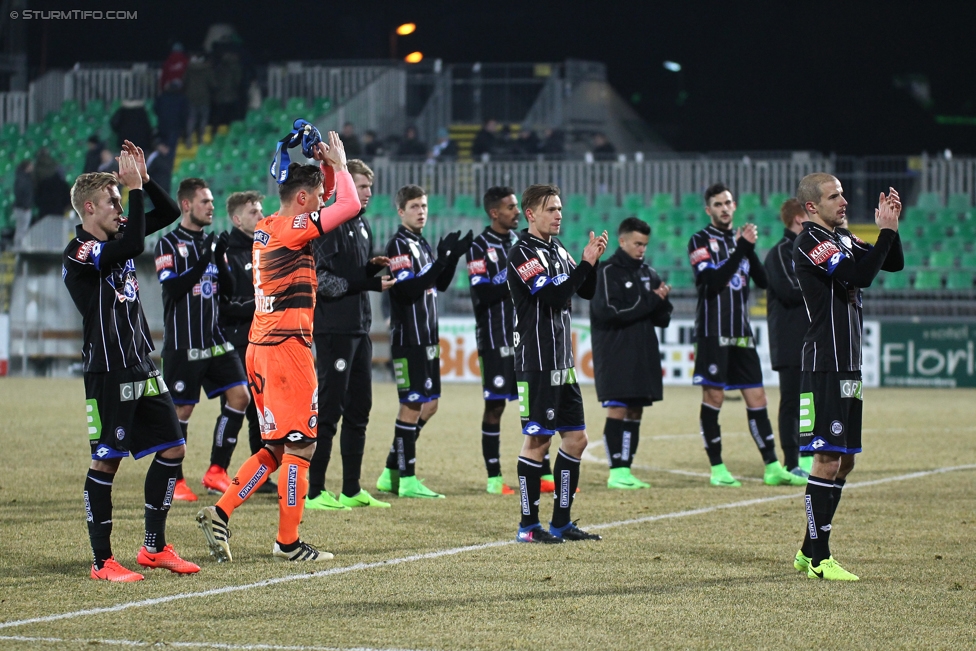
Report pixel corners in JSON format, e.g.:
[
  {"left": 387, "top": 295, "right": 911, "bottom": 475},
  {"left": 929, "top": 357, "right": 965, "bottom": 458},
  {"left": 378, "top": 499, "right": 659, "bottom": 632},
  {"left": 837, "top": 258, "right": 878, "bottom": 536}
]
[{"left": 16, "top": 0, "right": 976, "bottom": 154}]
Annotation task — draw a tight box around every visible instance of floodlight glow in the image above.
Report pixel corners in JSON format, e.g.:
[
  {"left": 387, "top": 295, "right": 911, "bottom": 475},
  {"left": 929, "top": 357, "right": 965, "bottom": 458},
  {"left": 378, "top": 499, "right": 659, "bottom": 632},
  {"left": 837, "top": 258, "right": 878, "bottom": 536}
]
[
  {"left": 663, "top": 61, "right": 682, "bottom": 72},
  {"left": 405, "top": 51, "right": 424, "bottom": 64},
  {"left": 396, "top": 23, "right": 417, "bottom": 36}
]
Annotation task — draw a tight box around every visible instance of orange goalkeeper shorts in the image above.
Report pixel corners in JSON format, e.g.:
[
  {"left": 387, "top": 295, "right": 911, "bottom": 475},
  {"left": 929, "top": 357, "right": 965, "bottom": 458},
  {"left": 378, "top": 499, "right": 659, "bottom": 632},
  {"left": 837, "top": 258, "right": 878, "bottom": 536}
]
[{"left": 246, "top": 340, "right": 318, "bottom": 443}]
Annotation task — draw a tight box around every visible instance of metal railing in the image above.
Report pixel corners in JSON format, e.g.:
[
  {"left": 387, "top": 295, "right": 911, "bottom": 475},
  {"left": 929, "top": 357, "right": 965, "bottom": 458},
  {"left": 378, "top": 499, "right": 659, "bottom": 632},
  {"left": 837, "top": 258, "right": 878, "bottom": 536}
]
[
  {"left": 0, "top": 91, "right": 28, "bottom": 130},
  {"left": 313, "top": 67, "right": 407, "bottom": 139},
  {"left": 266, "top": 63, "right": 390, "bottom": 105}
]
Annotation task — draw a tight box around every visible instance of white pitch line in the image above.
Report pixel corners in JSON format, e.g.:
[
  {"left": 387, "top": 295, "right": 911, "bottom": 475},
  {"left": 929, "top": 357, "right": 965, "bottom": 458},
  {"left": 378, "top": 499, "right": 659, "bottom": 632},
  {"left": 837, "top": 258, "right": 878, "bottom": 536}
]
[
  {"left": 0, "top": 463, "right": 973, "bottom": 634},
  {"left": 582, "top": 438, "right": 763, "bottom": 482},
  {"left": 0, "top": 636, "right": 426, "bottom": 651}
]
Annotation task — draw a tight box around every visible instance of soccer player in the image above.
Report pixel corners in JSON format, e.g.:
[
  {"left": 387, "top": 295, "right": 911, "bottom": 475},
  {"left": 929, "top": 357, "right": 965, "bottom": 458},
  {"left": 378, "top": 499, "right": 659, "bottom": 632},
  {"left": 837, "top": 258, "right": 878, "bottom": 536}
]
[
  {"left": 375, "top": 185, "right": 471, "bottom": 499},
  {"left": 217, "top": 191, "right": 278, "bottom": 494},
  {"left": 764, "top": 198, "right": 813, "bottom": 478},
  {"left": 154, "top": 178, "right": 250, "bottom": 500},
  {"left": 464, "top": 186, "right": 544, "bottom": 495},
  {"left": 509, "top": 184, "right": 608, "bottom": 543},
  {"left": 688, "top": 183, "right": 805, "bottom": 488},
  {"left": 63, "top": 142, "right": 199, "bottom": 581},
  {"left": 792, "top": 175, "right": 903, "bottom": 581},
  {"left": 196, "top": 131, "right": 361, "bottom": 562},
  {"left": 590, "top": 217, "right": 673, "bottom": 490},
  {"left": 307, "top": 159, "right": 395, "bottom": 511}
]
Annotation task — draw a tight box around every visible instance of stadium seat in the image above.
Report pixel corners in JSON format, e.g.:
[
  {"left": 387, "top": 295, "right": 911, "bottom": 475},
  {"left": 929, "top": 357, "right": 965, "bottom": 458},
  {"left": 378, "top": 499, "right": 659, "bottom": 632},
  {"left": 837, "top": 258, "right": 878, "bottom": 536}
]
[
  {"left": 680, "top": 193, "right": 701, "bottom": 210},
  {"left": 913, "top": 270, "right": 943, "bottom": 290},
  {"left": 623, "top": 193, "right": 644, "bottom": 211},
  {"left": 426, "top": 194, "right": 447, "bottom": 216},
  {"left": 880, "top": 272, "right": 909, "bottom": 290},
  {"left": 450, "top": 194, "right": 478, "bottom": 217},
  {"left": 737, "top": 193, "right": 761, "bottom": 212},
  {"left": 902, "top": 251, "right": 926, "bottom": 269},
  {"left": 946, "top": 193, "right": 972, "bottom": 212},
  {"left": 927, "top": 252, "right": 955, "bottom": 269},
  {"left": 915, "top": 192, "right": 943, "bottom": 211},
  {"left": 313, "top": 97, "right": 333, "bottom": 115},
  {"left": 959, "top": 252, "right": 976, "bottom": 269},
  {"left": 563, "top": 194, "right": 588, "bottom": 216},
  {"left": 766, "top": 192, "right": 790, "bottom": 209},
  {"left": 667, "top": 269, "right": 694, "bottom": 289},
  {"left": 650, "top": 193, "right": 675, "bottom": 211},
  {"left": 945, "top": 271, "right": 973, "bottom": 291},
  {"left": 593, "top": 193, "right": 618, "bottom": 213}
]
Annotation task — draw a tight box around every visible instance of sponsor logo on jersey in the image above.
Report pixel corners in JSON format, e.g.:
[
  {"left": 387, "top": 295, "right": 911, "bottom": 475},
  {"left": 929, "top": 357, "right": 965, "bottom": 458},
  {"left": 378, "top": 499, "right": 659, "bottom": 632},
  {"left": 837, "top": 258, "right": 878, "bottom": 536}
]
[
  {"left": 118, "top": 274, "right": 139, "bottom": 302},
  {"left": 254, "top": 230, "right": 270, "bottom": 246},
  {"left": 287, "top": 465, "right": 298, "bottom": 506},
  {"left": 177, "top": 242, "right": 189, "bottom": 257},
  {"left": 75, "top": 240, "right": 97, "bottom": 262},
  {"left": 808, "top": 240, "right": 841, "bottom": 265},
  {"left": 155, "top": 254, "right": 174, "bottom": 271},
  {"left": 255, "top": 294, "right": 276, "bottom": 313},
  {"left": 550, "top": 273, "right": 569, "bottom": 285},
  {"left": 690, "top": 247, "right": 711, "bottom": 265},
  {"left": 841, "top": 235, "right": 852, "bottom": 249},
  {"left": 492, "top": 269, "right": 507, "bottom": 284},
  {"left": 119, "top": 377, "right": 166, "bottom": 401},
  {"left": 292, "top": 213, "right": 308, "bottom": 229},
  {"left": 487, "top": 247, "right": 499, "bottom": 263},
  {"left": 467, "top": 259, "right": 487, "bottom": 275},
  {"left": 238, "top": 464, "right": 268, "bottom": 499},
  {"left": 709, "top": 239, "right": 720, "bottom": 253},
  {"left": 390, "top": 254, "right": 412, "bottom": 271},
  {"left": 830, "top": 420, "right": 844, "bottom": 435},
  {"left": 261, "top": 407, "right": 277, "bottom": 433},
  {"left": 525, "top": 424, "right": 541, "bottom": 435},
  {"left": 517, "top": 258, "right": 545, "bottom": 281},
  {"left": 470, "top": 275, "right": 486, "bottom": 285}
]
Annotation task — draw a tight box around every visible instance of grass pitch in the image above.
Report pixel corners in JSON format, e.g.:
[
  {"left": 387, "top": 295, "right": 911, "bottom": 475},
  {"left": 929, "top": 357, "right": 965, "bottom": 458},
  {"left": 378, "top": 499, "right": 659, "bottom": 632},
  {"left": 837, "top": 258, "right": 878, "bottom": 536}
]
[{"left": 0, "top": 377, "right": 974, "bottom": 650}]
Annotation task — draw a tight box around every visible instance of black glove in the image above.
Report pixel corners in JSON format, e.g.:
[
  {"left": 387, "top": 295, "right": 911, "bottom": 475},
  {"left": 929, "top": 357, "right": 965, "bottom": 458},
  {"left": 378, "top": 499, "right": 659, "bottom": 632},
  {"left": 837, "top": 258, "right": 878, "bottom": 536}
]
[
  {"left": 451, "top": 230, "right": 474, "bottom": 261},
  {"left": 437, "top": 230, "right": 462, "bottom": 259},
  {"left": 214, "top": 231, "right": 229, "bottom": 261},
  {"left": 200, "top": 232, "right": 216, "bottom": 262}
]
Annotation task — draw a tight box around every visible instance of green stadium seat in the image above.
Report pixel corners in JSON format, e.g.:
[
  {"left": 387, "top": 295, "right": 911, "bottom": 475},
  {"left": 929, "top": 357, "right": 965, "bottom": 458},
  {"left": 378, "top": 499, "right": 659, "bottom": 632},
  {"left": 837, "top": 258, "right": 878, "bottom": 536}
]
[
  {"left": 915, "top": 192, "right": 943, "bottom": 210},
  {"left": 903, "top": 251, "right": 926, "bottom": 268},
  {"left": 285, "top": 97, "right": 308, "bottom": 115},
  {"left": 426, "top": 194, "right": 447, "bottom": 216},
  {"left": 737, "top": 193, "right": 761, "bottom": 211},
  {"left": 564, "top": 194, "right": 589, "bottom": 215},
  {"left": 623, "top": 193, "right": 644, "bottom": 211},
  {"left": 945, "top": 271, "right": 973, "bottom": 291},
  {"left": 666, "top": 269, "right": 694, "bottom": 289},
  {"left": 313, "top": 97, "right": 333, "bottom": 115},
  {"left": 880, "top": 272, "right": 909, "bottom": 290},
  {"left": 593, "top": 193, "right": 617, "bottom": 212},
  {"left": 913, "top": 270, "right": 943, "bottom": 290},
  {"left": 946, "top": 193, "right": 972, "bottom": 212},
  {"left": 262, "top": 97, "right": 283, "bottom": 112},
  {"left": 927, "top": 252, "right": 955, "bottom": 269},
  {"left": 904, "top": 206, "right": 930, "bottom": 222},
  {"left": 680, "top": 193, "right": 701, "bottom": 210},
  {"left": 450, "top": 194, "right": 478, "bottom": 217},
  {"left": 958, "top": 252, "right": 976, "bottom": 269},
  {"left": 766, "top": 192, "right": 790, "bottom": 209},
  {"left": 635, "top": 207, "right": 659, "bottom": 224},
  {"left": 650, "top": 193, "right": 675, "bottom": 211}
]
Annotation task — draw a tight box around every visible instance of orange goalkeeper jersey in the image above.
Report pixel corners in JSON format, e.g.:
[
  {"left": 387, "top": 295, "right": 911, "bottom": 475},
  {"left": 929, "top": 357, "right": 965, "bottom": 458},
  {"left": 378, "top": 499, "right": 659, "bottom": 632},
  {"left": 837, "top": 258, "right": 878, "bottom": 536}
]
[{"left": 249, "top": 168, "right": 361, "bottom": 346}]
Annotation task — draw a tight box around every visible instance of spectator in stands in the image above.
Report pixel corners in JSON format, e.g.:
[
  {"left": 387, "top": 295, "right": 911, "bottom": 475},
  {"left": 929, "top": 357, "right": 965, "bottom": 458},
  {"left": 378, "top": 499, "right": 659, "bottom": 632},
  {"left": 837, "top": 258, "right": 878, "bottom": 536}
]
[
  {"left": 212, "top": 50, "right": 243, "bottom": 130},
  {"left": 472, "top": 118, "right": 501, "bottom": 157},
  {"left": 183, "top": 52, "right": 215, "bottom": 146},
  {"left": 428, "top": 128, "right": 458, "bottom": 162},
  {"left": 13, "top": 160, "right": 33, "bottom": 246},
  {"left": 160, "top": 42, "right": 189, "bottom": 91},
  {"left": 110, "top": 99, "right": 154, "bottom": 150},
  {"left": 342, "top": 122, "right": 362, "bottom": 157},
  {"left": 146, "top": 141, "right": 175, "bottom": 194},
  {"left": 362, "top": 130, "right": 383, "bottom": 157},
  {"left": 83, "top": 135, "right": 104, "bottom": 174},
  {"left": 512, "top": 128, "right": 540, "bottom": 157},
  {"left": 32, "top": 149, "right": 72, "bottom": 224},
  {"left": 155, "top": 80, "right": 190, "bottom": 152},
  {"left": 540, "top": 128, "right": 565, "bottom": 156},
  {"left": 592, "top": 132, "right": 617, "bottom": 161},
  {"left": 97, "top": 148, "right": 119, "bottom": 175},
  {"left": 397, "top": 126, "right": 427, "bottom": 158}
]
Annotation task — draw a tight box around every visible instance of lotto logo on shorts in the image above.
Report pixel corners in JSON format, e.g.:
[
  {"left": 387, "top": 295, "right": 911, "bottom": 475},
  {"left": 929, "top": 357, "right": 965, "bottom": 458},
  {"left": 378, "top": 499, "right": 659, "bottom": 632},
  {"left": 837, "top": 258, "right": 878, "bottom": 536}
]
[
  {"left": 799, "top": 392, "right": 815, "bottom": 433},
  {"left": 287, "top": 464, "right": 298, "bottom": 506}
]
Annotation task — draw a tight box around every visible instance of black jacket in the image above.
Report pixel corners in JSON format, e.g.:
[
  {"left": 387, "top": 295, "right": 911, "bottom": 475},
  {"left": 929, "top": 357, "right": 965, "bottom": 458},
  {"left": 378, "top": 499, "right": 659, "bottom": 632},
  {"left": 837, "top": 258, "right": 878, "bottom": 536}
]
[
  {"left": 764, "top": 229, "right": 808, "bottom": 369},
  {"left": 218, "top": 227, "right": 255, "bottom": 347},
  {"left": 590, "top": 248, "right": 673, "bottom": 403},
  {"left": 312, "top": 213, "right": 384, "bottom": 336}
]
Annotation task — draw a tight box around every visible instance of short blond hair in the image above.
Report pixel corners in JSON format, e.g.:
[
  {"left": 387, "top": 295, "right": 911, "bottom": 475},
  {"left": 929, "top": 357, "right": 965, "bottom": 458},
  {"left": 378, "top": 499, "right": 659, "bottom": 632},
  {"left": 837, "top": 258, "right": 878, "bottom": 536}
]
[
  {"left": 226, "top": 191, "right": 264, "bottom": 218},
  {"left": 70, "top": 172, "right": 118, "bottom": 219},
  {"left": 347, "top": 159, "right": 374, "bottom": 181},
  {"left": 796, "top": 173, "right": 838, "bottom": 211}
]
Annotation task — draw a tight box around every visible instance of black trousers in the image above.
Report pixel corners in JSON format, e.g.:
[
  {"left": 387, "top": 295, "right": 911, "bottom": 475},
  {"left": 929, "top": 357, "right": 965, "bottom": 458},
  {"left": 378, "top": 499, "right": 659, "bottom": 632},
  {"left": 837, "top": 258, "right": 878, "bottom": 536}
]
[
  {"left": 309, "top": 333, "right": 373, "bottom": 489},
  {"left": 776, "top": 366, "right": 802, "bottom": 469}
]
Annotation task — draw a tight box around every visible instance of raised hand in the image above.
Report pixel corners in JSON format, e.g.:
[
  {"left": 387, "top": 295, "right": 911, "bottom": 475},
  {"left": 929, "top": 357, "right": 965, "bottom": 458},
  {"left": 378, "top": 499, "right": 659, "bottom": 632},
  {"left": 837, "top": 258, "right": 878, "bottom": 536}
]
[
  {"left": 370, "top": 256, "right": 391, "bottom": 267},
  {"left": 739, "top": 223, "right": 758, "bottom": 244},
  {"left": 875, "top": 189, "right": 900, "bottom": 231},
  {"left": 115, "top": 151, "right": 143, "bottom": 190},
  {"left": 437, "top": 230, "right": 462, "bottom": 259},
  {"left": 453, "top": 230, "right": 475, "bottom": 259},
  {"left": 653, "top": 282, "right": 671, "bottom": 299},
  {"left": 582, "top": 229, "right": 609, "bottom": 265},
  {"left": 311, "top": 141, "right": 330, "bottom": 162},
  {"left": 122, "top": 140, "right": 149, "bottom": 182},
  {"left": 323, "top": 130, "right": 347, "bottom": 170},
  {"left": 201, "top": 232, "right": 216, "bottom": 260},
  {"left": 379, "top": 275, "right": 396, "bottom": 291}
]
